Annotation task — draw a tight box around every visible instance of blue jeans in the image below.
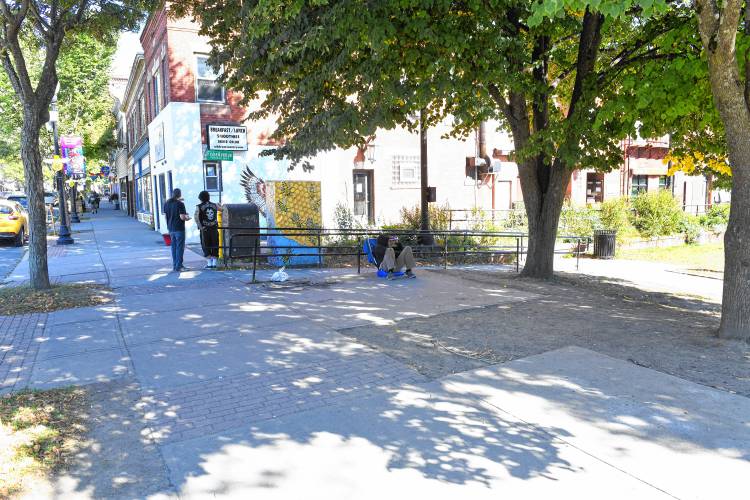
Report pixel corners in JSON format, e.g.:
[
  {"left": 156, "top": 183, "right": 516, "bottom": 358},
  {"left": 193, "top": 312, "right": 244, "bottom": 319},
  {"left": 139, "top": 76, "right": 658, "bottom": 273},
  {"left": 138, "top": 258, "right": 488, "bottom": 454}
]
[{"left": 170, "top": 231, "right": 186, "bottom": 270}]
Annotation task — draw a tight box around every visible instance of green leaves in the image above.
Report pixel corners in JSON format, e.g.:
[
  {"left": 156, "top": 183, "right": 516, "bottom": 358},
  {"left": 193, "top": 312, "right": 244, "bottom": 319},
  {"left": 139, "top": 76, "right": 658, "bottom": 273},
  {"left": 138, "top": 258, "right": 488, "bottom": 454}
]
[{"left": 529, "top": 0, "right": 670, "bottom": 27}]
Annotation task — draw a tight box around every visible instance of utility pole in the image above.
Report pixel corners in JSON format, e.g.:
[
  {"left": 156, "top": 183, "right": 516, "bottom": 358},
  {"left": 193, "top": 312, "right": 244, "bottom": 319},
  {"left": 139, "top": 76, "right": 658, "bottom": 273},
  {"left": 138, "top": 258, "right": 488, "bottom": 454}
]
[
  {"left": 418, "top": 109, "right": 435, "bottom": 245},
  {"left": 50, "top": 91, "right": 74, "bottom": 245}
]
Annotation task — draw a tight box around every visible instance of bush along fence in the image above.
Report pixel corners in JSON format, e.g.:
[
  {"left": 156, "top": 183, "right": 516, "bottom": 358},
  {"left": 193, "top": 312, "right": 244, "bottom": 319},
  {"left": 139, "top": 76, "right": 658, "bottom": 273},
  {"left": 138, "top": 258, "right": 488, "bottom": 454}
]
[{"left": 211, "top": 227, "right": 590, "bottom": 282}]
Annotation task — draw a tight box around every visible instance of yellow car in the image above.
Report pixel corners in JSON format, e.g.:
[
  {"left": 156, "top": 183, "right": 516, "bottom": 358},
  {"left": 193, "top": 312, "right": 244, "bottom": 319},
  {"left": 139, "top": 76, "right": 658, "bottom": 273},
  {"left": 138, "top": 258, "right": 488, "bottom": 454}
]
[{"left": 0, "top": 199, "right": 28, "bottom": 246}]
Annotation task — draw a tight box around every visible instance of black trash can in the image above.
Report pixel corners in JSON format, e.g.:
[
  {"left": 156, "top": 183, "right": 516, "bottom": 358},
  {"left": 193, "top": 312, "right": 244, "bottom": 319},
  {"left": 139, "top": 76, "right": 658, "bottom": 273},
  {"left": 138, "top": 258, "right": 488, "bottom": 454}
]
[
  {"left": 593, "top": 230, "right": 617, "bottom": 259},
  {"left": 222, "top": 204, "right": 260, "bottom": 258}
]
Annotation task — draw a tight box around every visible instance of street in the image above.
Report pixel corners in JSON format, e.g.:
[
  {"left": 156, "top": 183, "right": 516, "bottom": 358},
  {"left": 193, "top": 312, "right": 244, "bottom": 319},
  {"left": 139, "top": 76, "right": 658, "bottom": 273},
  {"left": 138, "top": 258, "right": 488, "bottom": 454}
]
[{"left": 0, "top": 240, "right": 25, "bottom": 280}]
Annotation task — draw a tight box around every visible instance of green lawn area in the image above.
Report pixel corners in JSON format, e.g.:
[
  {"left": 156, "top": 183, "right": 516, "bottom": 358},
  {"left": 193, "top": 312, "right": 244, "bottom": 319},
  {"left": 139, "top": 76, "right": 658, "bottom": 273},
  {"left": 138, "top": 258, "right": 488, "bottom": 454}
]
[{"left": 616, "top": 242, "right": 724, "bottom": 272}]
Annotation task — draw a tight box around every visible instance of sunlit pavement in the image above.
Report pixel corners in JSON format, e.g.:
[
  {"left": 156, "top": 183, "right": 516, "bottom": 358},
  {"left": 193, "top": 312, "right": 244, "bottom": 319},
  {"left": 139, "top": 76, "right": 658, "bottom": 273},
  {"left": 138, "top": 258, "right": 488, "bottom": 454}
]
[
  {"left": 1, "top": 204, "right": 747, "bottom": 499},
  {"left": 0, "top": 240, "right": 25, "bottom": 280}
]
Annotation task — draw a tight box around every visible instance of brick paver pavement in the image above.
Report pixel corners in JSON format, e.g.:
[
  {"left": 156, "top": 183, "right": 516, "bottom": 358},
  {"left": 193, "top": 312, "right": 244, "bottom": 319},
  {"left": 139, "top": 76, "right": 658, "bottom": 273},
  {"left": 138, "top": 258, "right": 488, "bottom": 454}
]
[{"left": 0, "top": 313, "right": 47, "bottom": 393}]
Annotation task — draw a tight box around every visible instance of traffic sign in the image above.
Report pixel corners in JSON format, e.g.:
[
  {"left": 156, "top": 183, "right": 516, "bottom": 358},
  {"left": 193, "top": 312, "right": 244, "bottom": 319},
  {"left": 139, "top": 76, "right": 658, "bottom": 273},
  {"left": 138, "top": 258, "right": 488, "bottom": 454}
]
[{"left": 100, "top": 165, "right": 110, "bottom": 176}]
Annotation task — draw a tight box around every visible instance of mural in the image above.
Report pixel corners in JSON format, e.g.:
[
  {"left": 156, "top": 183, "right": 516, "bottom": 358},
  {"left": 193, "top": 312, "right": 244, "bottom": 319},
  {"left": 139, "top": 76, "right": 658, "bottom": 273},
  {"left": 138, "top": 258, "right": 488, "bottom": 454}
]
[{"left": 240, "top": 165, "right": 322, "bottom": 265}]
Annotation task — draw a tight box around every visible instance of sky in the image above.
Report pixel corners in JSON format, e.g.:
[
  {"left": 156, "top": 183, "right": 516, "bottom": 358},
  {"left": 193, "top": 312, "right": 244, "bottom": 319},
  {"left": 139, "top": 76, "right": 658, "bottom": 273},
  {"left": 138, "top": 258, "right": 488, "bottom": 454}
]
[{"left": 111, "top": 30, "right": 142, "bottom": 80}]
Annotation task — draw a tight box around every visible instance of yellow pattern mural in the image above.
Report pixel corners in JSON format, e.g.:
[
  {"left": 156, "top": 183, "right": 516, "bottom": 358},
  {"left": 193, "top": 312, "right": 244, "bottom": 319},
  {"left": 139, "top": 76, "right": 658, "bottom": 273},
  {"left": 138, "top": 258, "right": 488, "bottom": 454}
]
[{"left": 266, "top": 181, "right": 322, "bottom": 246}]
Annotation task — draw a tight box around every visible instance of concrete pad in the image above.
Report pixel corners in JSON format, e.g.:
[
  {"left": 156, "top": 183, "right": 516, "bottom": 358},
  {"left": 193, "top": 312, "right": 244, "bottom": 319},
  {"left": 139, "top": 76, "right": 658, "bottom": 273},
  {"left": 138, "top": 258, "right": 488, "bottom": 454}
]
[
  {"left": 438, "top": 346, "right": 750, "bottom": 500},
  {"left": 159, "top": 381, "right": 672, "bottom": 499},
  {"left": 120, "top": 302, "right": 304, "bottom": 346},
  {"left": 115, "top": 283, "right": 255, "bottom": 315},
  {"left": 35, "top": 319, "right": 121, "bottom": 360},
  {"left": 286, "top": 273, "right": 536, "bottom": 329},
  {"left": 47, "top": 306, "right": 119, "bottom": 326},
  {"left": 128, "top": 321, "right": 368, "bottom": 389},
  {"left": 27, "top": 348, "right": 131, "bottom": 390}
]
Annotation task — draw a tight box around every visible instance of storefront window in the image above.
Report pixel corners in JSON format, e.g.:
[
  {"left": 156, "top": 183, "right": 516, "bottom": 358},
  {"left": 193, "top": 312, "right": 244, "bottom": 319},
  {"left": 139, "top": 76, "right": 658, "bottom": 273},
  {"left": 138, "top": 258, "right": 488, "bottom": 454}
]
[{"left": 138, "top": 174, "right": 152, "bottom": 214}]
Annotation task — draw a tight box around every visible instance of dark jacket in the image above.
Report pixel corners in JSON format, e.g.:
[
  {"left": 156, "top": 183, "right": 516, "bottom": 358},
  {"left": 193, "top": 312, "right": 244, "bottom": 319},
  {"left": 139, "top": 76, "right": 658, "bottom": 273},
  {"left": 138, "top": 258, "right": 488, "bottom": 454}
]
[{"left": 372, "top": 234, "right": 403, "bottom": 266}]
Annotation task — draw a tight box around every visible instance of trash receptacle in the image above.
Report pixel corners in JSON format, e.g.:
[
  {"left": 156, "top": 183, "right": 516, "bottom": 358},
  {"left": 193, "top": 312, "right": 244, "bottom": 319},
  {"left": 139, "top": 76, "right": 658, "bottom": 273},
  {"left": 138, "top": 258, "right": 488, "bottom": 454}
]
[
  {"left": 222, "top": 204, "right": 260, "bottom": 258},
  {"left": 593, "top": 230, "right": 616, "bottom": 259}
]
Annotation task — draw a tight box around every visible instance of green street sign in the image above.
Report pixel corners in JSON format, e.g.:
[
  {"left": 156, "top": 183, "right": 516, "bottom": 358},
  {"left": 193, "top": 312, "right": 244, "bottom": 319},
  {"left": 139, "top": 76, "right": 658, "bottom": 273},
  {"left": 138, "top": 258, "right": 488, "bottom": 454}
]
[{"left": 204, "top": 150, "right": 234, "bottom": 161}]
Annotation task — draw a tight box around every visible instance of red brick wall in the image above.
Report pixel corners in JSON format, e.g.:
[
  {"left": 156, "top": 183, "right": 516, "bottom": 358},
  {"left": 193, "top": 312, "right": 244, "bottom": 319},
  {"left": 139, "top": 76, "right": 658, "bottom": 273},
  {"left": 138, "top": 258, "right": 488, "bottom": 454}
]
[{"left": 139, "top": 8, "right": 250, "bottom": 144}]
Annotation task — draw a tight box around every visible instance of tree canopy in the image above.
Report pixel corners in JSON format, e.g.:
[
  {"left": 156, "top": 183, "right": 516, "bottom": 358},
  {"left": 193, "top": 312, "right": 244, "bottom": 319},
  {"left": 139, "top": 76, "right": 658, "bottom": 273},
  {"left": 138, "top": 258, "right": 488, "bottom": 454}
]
[
  {"left": 176, "top": 0, "right": 698, "bottom": 277},
  {"left": 0, "top": 31, "right": 117, "bottom": 186}
]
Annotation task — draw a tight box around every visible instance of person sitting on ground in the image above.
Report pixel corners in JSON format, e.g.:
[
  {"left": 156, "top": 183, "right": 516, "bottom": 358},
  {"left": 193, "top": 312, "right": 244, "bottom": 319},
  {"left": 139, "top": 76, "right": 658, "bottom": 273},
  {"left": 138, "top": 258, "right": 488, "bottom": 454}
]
[{"left": 372, "top": 233, "right": 416, "bottom": 279}]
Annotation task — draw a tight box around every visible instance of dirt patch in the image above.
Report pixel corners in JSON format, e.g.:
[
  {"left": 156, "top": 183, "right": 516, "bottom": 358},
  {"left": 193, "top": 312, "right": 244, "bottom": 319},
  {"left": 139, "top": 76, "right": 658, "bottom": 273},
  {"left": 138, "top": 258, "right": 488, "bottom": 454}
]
[
  {"left": 0, "top": 387, "right": 88, "bottom": 498},
  {"left": 0, "top": 284, "right": 114, "bottom": 316},
  {"left": 339, "top": 269, "right": 750, "bottom": 397}
]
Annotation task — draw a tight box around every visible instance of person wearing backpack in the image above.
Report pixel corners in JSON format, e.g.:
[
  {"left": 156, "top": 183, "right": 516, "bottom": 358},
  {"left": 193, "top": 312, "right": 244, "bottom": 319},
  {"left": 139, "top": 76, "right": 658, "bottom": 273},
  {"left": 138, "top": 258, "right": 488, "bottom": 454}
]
[{"left": 194, "top": 191, "right": 222, "bottom": 269}]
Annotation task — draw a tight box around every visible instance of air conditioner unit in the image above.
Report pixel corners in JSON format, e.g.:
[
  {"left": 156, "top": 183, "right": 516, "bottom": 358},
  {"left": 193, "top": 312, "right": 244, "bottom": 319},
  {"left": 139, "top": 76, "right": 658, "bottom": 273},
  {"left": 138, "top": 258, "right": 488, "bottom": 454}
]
[{"left": 488, "top": 159, "right": 502, "bottom": 174}]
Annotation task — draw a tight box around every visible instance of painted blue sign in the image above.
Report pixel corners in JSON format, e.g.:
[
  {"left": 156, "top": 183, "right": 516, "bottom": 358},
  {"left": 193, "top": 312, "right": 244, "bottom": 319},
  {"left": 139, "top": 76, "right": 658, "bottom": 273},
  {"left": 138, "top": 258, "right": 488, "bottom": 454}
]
[{"left": 100, "top": 166, "right": 111, "bottom": 176}]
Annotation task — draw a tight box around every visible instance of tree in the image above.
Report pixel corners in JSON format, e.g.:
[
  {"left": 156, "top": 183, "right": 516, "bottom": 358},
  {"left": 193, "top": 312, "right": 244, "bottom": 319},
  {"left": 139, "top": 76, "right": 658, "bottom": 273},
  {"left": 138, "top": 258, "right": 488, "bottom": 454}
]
[
  {"left": 176, "top": 0, "right": 688, "bottom": 278},
  {"left": 0, "top": 1, "right": 150, "bottom": 289},
  {"left": 0, "top": 31, "right": 118, "bottom": 186},
  {"left": 690, "top": 0, "right": 750, "bottom": 340}
]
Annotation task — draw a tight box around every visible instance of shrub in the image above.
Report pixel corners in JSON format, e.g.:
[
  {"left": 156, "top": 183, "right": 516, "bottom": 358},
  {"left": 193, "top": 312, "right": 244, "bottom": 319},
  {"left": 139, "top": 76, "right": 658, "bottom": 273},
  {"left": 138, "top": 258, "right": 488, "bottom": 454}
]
[
  {"left": 599, "top": 197, "right": 631, "bottom": 232},
  {"left": 630, "top": 190, "right": 684, "bottom": 238},
  {"left": 680, "top": 215, "right": 702, "bottom": 244},
  {"left": 559, "top": 203, "right": 601, "bottom": 237},
  {"left": 397, "top": 203, "right": 452, "bottom": 231},
  {"left": 699, "top": 203, "right": 730, "bottom": 229}
]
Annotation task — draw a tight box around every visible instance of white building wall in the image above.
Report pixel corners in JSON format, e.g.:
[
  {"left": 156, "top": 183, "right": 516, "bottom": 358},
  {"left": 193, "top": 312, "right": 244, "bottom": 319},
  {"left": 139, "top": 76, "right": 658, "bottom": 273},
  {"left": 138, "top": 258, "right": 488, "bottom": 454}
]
[{"left": 148, "top": 105, "right": 520, "bottom": 241}]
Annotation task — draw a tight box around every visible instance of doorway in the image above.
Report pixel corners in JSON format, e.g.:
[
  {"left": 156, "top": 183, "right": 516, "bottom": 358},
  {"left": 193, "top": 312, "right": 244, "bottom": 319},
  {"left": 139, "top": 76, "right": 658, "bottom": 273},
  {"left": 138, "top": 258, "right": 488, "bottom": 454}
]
[{"left": 353, "top": 170, "right": 374, "bottom": 224}]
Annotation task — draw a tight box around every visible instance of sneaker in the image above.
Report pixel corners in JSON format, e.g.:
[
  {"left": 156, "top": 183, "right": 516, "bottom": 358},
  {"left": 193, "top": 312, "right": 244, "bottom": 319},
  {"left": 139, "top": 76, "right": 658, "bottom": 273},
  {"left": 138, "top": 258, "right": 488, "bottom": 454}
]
[
  {"left": 405, "top": 270, "right": 416, "bottom": 279},
  {"left": 177, "top": 266, "right": 190, "bottom": 272},
  {"left": 386, "top": 270, "right": 395, "bottom": 280},
  {"left": 204, "top": 263, "right": 213, "bottom": 269}
]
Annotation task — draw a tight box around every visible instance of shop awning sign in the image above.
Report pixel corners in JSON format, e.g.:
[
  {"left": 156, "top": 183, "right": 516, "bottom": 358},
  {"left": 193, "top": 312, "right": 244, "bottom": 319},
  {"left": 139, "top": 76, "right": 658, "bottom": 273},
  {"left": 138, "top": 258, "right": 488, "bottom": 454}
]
[
  {"left": 204, "top": 149, "right": 234, "bottom": 161},
  {"left": 207, "top": 125, "right": 248, "bottom": 151}
]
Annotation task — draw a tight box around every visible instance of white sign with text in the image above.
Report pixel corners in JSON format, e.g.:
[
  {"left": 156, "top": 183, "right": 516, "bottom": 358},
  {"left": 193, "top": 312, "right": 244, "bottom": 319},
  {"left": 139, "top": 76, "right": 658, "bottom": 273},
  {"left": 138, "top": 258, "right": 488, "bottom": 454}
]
[{"left": 207, "top": 125, "right": 248, "bottom": 151}]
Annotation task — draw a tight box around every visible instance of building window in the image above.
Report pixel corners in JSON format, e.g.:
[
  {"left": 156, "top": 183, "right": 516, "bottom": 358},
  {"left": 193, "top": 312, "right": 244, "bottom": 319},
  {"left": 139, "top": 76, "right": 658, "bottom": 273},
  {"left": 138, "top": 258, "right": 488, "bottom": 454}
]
[
  {"left": 162, "top": 56, "right": 169, "bottom": 106},
  {"left": 585, "top": 172, "right": 604, "bottom": 203},
  {"left": 204, "top": 162, "right": 222, "bottom": 191},
  {"left": 391, "top": 155, "right": 420, "bottom": 185},
  {"left": 659, "top": 175, "right": 673, "bottom": 190},
  {"left": 152, "top": 72, "right": 160, "bottom": 116},
  {"left": 196, "top": 55, "right": 224, "bottom": 103},
  {"left": 138, "top": 93, "right": 146, "bottom": 137},
  {"left": 631, "top": 175, "right": 648, "bottom": 196}
]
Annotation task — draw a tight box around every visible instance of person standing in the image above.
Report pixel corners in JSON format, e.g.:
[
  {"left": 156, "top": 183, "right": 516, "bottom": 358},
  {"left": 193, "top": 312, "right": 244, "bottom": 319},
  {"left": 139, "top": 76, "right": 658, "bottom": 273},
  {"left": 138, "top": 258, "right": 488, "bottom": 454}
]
[
  {"left": 194, "top": 191, "right": 222, "bottom": 269},
  {"left": 163, "top": 188, "right": 191, "bottom": 272}
]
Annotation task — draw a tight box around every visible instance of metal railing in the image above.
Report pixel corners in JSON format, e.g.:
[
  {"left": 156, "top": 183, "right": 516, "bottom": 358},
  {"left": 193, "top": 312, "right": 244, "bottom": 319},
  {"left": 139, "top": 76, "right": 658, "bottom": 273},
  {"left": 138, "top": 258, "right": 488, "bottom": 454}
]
[{"left": 203, "top": 226, "right": 589, "bottom": 282}]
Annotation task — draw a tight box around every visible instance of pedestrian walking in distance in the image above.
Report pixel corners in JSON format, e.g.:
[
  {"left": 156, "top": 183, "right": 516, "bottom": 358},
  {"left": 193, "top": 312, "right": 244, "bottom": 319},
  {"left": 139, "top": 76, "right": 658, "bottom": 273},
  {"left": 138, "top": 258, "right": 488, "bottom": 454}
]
[
  {"left": 163, "top": 188, "right": 191, "bottom": 272},
  {"left": 194, "top": 191, "right": 221, "bottom": 269}
]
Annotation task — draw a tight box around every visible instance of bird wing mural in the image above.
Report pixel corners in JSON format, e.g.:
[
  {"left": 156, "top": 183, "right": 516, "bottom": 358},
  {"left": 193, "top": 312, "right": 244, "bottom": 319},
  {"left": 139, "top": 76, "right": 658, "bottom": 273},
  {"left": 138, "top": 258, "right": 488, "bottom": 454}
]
[{"left": 240, "top": 166, "right": 268, "bottom": 218}]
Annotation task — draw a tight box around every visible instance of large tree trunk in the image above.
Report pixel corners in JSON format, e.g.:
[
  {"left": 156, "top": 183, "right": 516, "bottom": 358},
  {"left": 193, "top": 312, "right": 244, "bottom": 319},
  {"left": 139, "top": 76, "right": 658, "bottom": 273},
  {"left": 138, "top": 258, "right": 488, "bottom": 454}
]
[
  {"left": 21, "top": 108, "right": 51, "bottom": 290},
  {"left": 695, "top": 0, "right": 750, "bottom": 340},
  {"left": 520, "top": 159, "right": 570, "bottom": 278}
]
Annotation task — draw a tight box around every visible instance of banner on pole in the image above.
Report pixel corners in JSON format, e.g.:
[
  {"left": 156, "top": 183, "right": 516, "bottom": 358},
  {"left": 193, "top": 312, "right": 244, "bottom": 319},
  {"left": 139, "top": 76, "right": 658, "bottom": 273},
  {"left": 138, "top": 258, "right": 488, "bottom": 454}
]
[{"left": 59, "top": 136, "right": 86, "bottom": 177}]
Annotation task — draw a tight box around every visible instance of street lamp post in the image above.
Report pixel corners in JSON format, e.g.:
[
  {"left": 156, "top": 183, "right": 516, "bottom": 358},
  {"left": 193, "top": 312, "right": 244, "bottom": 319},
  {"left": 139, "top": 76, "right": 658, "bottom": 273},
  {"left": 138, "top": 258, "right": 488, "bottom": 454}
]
[
  {"left": 50, "top": 94, "right": 74, "bottom": 245},
  {"left": 69, "top": 180, "right": 80, "bottom": 223}
]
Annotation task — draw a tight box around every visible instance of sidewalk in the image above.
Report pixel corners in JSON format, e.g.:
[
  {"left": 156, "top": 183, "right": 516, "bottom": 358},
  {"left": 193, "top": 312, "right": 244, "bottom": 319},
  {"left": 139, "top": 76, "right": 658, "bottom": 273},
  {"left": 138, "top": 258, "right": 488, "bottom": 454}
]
[{"left": 0, "top": 204, "right": 747, "bottom": 499}]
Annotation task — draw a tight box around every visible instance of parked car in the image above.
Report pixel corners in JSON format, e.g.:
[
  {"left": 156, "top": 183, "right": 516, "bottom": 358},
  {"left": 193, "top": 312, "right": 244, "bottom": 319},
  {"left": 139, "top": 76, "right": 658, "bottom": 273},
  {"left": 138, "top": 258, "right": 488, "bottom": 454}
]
[
  {"left": 0, "top": 199, "right": 28, "bottom": 246},
  {"left": 6, "top": 194, "right": 28, "bottom": 210}
]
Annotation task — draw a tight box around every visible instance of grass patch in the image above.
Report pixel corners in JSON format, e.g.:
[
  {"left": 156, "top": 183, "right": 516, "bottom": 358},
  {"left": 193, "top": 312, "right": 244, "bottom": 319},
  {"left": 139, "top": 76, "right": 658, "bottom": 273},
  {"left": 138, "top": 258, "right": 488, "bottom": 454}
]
[
  {"left": 0, "top": 388, "right": 88, "bottom": 498},
  {"left": 616, "top": 242, "right": 724, "bottom": 272},
  {"left": 0, "top": 284, "right": 114, "bottom": 316}
]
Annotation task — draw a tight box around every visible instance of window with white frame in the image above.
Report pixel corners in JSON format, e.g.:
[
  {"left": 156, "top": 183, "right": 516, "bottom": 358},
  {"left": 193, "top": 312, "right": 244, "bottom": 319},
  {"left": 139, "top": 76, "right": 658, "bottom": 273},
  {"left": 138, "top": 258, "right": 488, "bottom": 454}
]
[
  {"left": 196, "top": 55, "right": 224, "bottom": 103},
  {"left": 204, "top": 162, "right": 222, "bottom": 191},
  {"left": 391, "top": 155, "right": 420, "bottom": 185}
]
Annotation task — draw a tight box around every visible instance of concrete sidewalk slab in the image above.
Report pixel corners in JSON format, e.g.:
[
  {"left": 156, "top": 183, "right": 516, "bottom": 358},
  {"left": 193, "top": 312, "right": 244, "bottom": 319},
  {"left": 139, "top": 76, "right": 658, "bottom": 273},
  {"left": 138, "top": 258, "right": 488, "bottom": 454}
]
[
  {"left": 438, "top": 346, "right": 750, "bottom": 500},
  {"left": 35, "top": 319, "right": 121, "bottom": 360},
  {"left": 28, "top": 348, "right": 131, "bottom": 390}
]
